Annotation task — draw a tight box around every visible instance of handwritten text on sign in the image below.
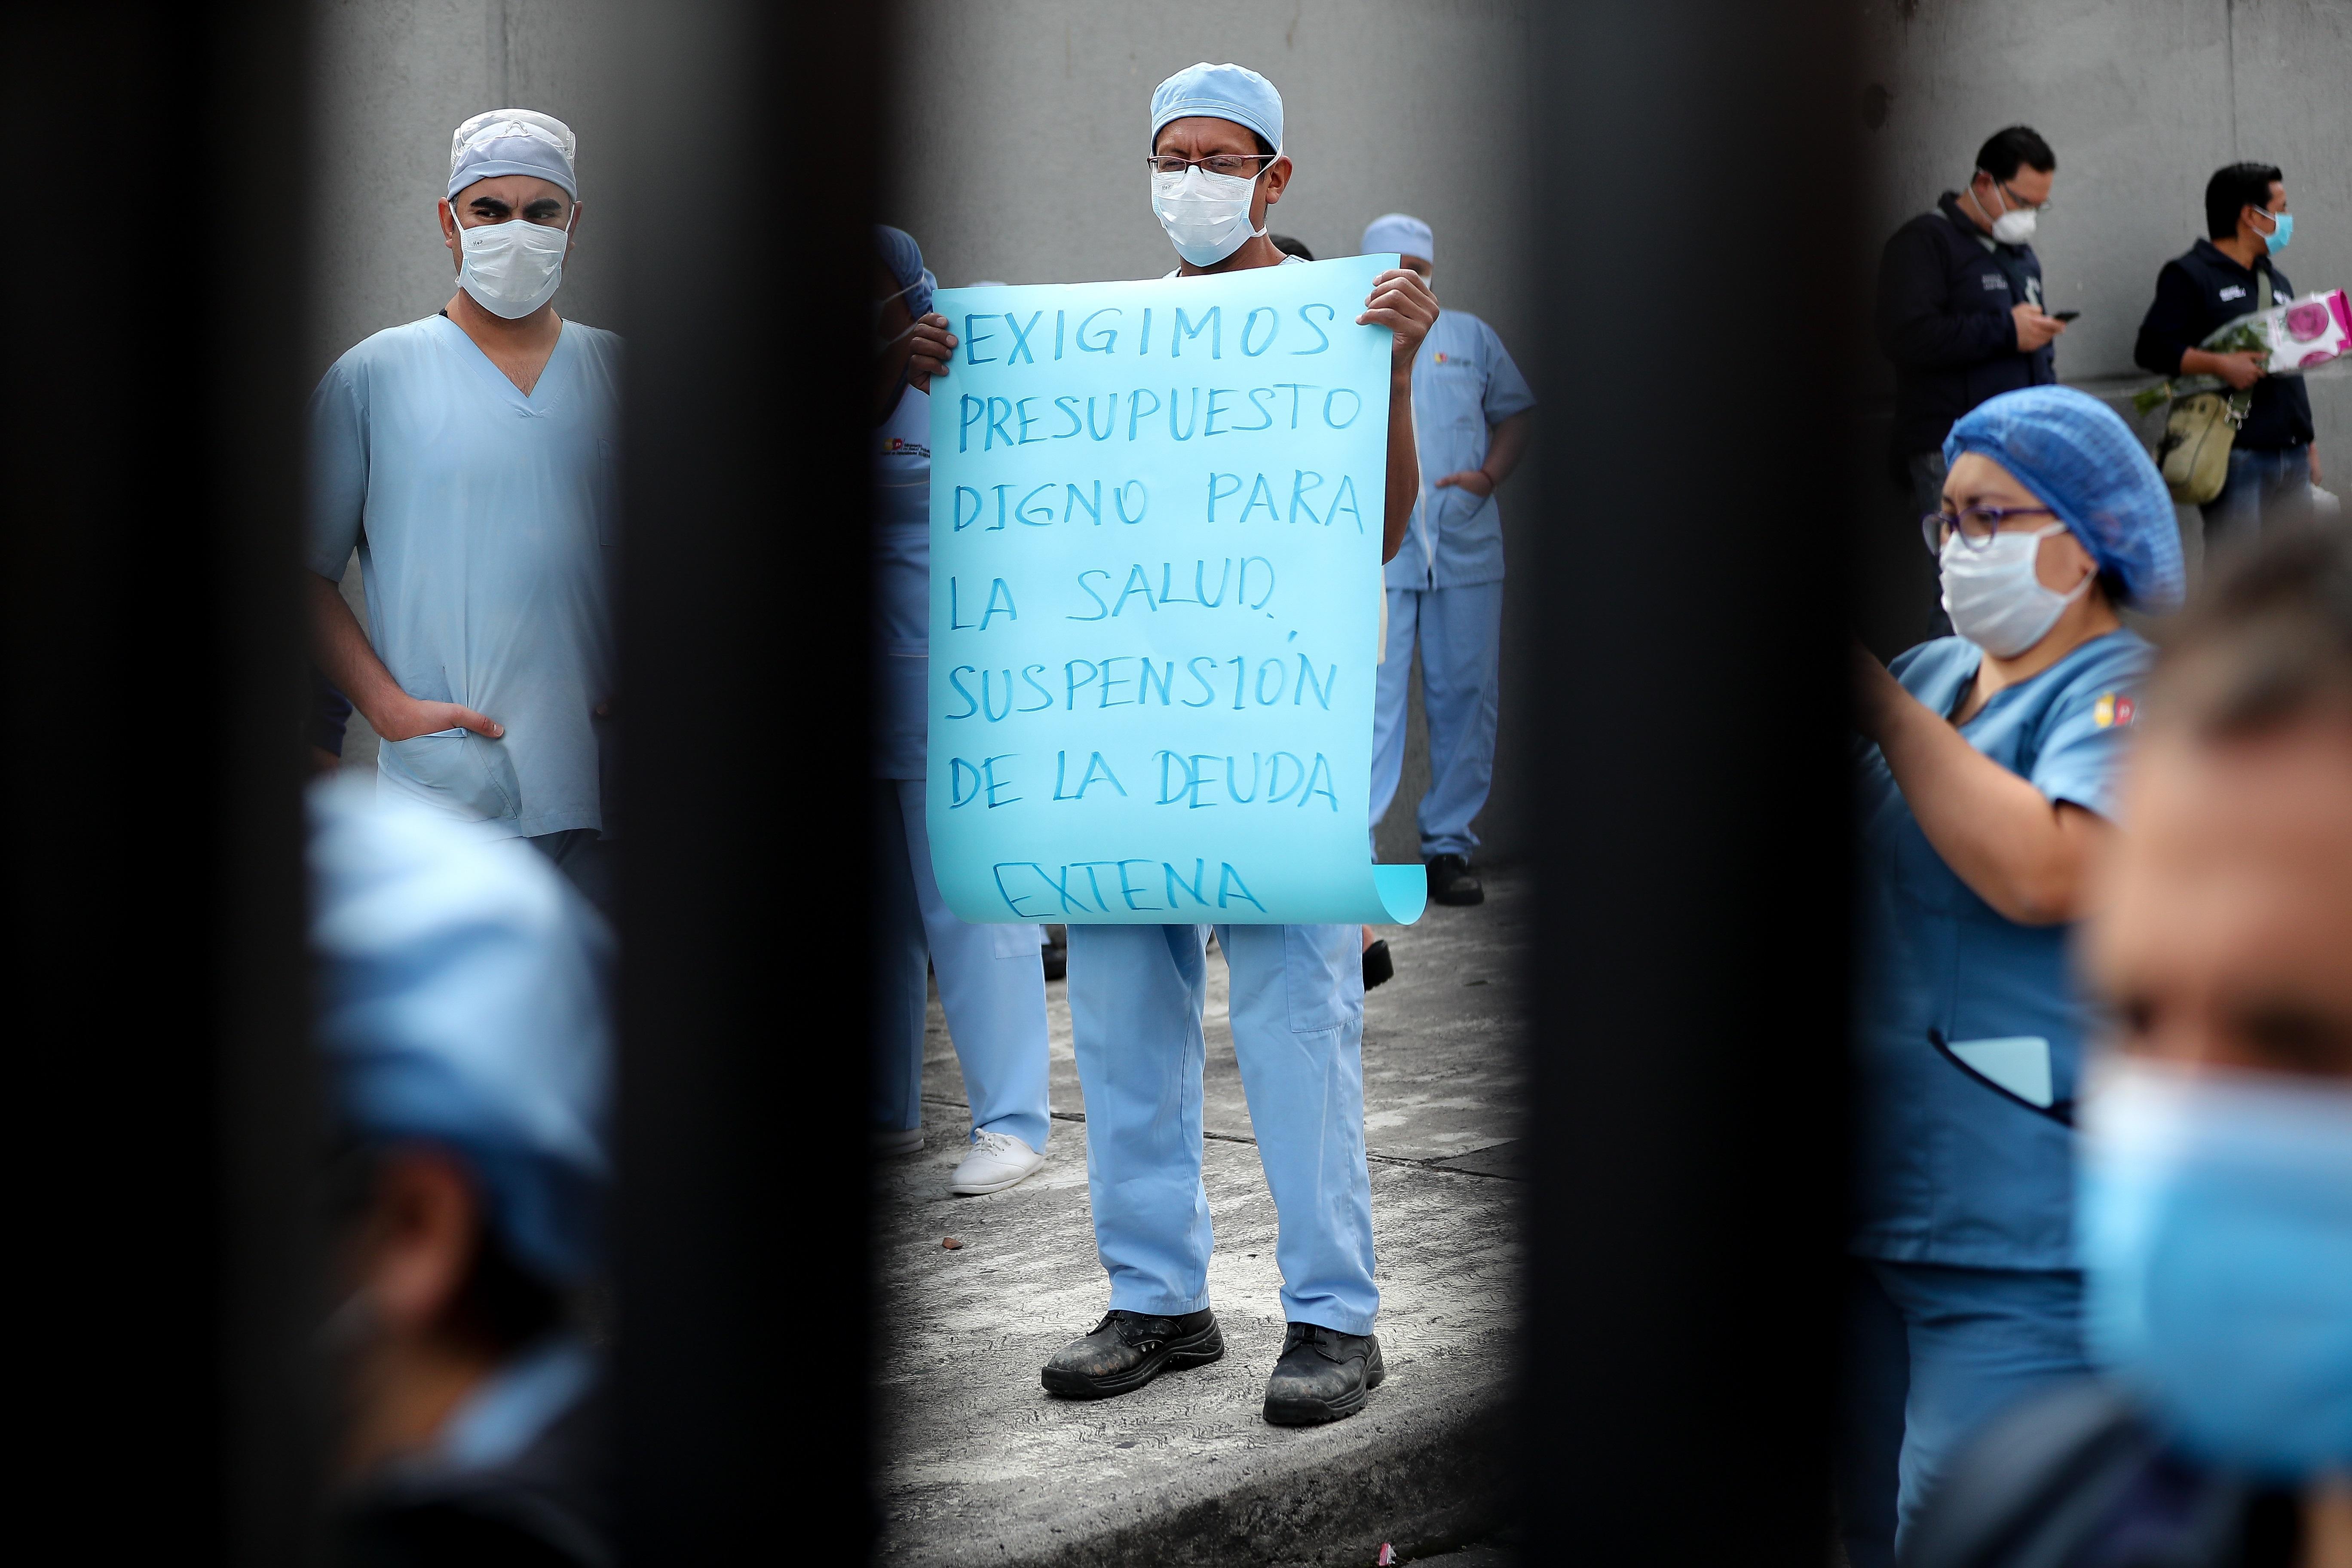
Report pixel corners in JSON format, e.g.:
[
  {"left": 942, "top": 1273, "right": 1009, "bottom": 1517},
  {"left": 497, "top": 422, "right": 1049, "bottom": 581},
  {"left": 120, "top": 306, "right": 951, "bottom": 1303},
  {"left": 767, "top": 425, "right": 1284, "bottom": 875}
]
[{"left": 926, "top": 256, "right": 1428, "bottom": 925}]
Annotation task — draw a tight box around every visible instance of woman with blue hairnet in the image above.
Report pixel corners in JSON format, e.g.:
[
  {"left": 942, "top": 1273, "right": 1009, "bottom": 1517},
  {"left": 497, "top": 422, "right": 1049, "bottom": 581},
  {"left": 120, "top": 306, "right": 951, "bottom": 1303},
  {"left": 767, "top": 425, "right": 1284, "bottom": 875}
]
[
  {"left": 1838, "top": 385, "right": 2187, "bottom": 1568},
  {"left": 870, "top": 226, "right": 1054, "bottom": 1196}
]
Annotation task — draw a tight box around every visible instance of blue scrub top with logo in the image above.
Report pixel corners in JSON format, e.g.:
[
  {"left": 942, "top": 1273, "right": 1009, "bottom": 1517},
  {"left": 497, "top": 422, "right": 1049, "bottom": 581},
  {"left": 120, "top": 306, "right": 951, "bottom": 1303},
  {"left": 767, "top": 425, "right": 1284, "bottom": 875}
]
[
  {"left": 1386, "top": 309, "right": 1534, "bottom": 591},
  {"left": 1850, "top": 628, "right": 2152, "bottom": 1271}
]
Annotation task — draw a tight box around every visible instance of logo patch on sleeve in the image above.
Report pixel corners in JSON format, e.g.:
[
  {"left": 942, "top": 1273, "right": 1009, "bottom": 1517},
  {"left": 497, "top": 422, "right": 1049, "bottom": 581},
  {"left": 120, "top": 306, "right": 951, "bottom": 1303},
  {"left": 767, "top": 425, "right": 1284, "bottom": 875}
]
[{"left": 2093, "top": 692, "right": 2136, "bottom": 729}]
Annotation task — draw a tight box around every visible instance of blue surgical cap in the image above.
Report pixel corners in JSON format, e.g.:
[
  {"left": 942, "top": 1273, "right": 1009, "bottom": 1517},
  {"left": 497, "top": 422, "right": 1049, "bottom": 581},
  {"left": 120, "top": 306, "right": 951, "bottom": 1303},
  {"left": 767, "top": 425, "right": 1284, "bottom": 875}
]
[
  {"left": 1361, "top": 214, "right": 1434, "bottom": 263},
  {"left": 449, "top": 108, "right": 578, "bottom": 200},
  {"left": 1944, "top": 386, "right": 2186, "bottom": 612},
  {"left": 874, "top": 225, "right": 935, "bottom": 321},
  {"left": 309, "top": 780, "right": 612, "bottom": 1286},
  {"left": 1150, "top": 62, "right": 1283, "bottom": 154}
]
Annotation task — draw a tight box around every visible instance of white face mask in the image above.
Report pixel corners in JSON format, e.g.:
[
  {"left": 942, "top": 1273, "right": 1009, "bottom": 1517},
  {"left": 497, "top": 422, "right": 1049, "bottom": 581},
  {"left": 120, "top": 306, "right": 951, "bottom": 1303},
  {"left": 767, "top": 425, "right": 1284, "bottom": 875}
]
[
  {"left": 1940, "top": 523, "right": 2090, "bottom": 658},
  {"left": 1149, "top": 162, "right": 1268, "bottom": 267},
  {"left": 1976, "top": 174, "right": 2038, "bottom": 245},
  {"left": 453, "top": 204, "right": 575, "bottom": 319}
]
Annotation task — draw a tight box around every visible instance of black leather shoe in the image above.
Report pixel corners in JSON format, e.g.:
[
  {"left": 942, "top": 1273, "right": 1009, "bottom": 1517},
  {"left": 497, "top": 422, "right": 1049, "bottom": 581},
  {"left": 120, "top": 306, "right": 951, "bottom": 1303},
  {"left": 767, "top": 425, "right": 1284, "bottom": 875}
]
[
  {"left": 1041, "top": 1308, "right": 1223, "bottom": 1400},
  {"left": 1262, "top": 1323, "right": 1385, "bottom": 1425},
  {"left": 1425, "top": 854, "right": 1484, "bottom": 906},
  {"left": 1362, "top": 937, "right": 1394, "bottom": 990}
]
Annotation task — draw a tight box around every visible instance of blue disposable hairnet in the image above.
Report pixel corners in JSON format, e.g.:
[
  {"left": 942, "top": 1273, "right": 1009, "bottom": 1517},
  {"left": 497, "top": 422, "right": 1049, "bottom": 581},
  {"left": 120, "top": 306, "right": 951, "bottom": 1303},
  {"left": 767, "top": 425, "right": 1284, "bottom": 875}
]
[
  {"left": 874, "top": 225, "right": 935, "bottom": 321},
  {"left": 1360, "top": 214, "right": 1433, "bottom": 264},
  {"left": 1944, "top": 386, "right": 2186, "bottom": 612},
  {"left": 449, "top": 108, "right": 578, "bottom": 200},
  {"left": 1149, "top": 62, "right": 1283, "bottom": 154},
  {"left": 309, "top": 780, "right": 612, "bottom": 1286}
]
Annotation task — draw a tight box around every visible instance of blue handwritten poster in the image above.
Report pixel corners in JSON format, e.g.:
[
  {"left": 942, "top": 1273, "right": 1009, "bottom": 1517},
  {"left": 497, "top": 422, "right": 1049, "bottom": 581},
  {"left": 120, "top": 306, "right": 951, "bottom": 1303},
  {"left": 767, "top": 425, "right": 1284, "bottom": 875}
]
[{"left": 925, "top": 255, "right": 1428, "bottom": 926}]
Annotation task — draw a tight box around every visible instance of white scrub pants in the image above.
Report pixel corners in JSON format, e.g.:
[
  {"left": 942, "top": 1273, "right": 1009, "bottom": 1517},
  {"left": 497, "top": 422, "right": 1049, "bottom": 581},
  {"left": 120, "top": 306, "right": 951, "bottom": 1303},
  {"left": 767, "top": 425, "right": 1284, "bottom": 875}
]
[
  {"left": 1066, "top": 922, "right": 1377, "bottom": 1334},
  {"left": 871, "top": 778, "right": 1052, "bottom": 1154},
  {"left": 1370, "top": 582, "right": 1504, "bottom": 858}
]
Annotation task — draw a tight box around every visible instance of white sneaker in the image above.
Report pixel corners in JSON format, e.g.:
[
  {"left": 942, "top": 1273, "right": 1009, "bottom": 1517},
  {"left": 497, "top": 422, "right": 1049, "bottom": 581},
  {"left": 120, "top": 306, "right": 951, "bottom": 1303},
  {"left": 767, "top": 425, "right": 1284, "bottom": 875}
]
[
  {"left": 949, "top": 1129, "right": 1045, "bottom": 1194},
  {"left": 874, "top": 1125, "right": 925, "bottom": 1157}
]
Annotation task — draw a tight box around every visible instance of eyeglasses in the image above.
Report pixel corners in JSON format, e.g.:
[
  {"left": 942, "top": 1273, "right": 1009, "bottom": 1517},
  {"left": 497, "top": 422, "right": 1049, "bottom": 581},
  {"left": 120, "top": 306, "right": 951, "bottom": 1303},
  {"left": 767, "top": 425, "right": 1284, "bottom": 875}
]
[
  {"left": 1145, "top": 153, "right": 1277, "bottom": 179},
  {"left": 1977, "top": 172, "right": 2053, "bottom": 214},
  {"left": 1920, "top": 504, "right": 2055, "bottom": 554}
]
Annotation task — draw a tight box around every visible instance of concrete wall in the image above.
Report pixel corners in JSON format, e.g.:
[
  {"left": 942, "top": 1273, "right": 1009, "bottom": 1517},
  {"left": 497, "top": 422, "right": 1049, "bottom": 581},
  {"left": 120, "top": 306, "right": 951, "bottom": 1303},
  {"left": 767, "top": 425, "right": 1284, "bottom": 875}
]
[
  {"left": 1852, "top": 0, "right": 2352, "bottom": 650},
  {"left": 885, "top": 0, "right": 1544, "bottom": 866}
]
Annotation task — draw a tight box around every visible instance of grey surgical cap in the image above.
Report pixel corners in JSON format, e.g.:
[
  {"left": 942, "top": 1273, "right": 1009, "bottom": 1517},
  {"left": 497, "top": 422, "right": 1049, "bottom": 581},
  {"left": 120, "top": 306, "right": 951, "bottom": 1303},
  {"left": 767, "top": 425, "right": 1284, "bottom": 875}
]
[{"left": 449, "top": 108, "right": 578, "bottom": 200}]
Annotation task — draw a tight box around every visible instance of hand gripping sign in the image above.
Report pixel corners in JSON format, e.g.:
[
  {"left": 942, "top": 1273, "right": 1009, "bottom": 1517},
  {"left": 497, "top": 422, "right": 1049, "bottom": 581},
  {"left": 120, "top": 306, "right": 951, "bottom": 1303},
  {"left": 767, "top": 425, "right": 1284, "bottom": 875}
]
[{"left": 927, "top": 255, "right": 1428, "bottom": 925}]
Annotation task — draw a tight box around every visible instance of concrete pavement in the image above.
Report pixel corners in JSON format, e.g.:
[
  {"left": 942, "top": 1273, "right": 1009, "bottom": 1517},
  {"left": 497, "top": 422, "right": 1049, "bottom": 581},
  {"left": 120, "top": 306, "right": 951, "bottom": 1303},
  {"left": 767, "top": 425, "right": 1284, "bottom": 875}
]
[{"left": 874, "top": 871, "right": 1528, "bottom": 1568}]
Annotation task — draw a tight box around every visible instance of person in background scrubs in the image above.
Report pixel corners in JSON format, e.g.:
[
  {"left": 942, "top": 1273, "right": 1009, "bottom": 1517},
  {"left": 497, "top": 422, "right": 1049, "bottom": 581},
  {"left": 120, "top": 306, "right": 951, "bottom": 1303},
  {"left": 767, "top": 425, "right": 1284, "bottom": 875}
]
[
  {"left": 869, "top": 226, "right": 1054, "bottom": 1196},
  {"left": 306, "top": 110, "right": 619, "bottom": 914},
  {"left": 311, "top": 779, "right": 612, "bottom": 1566},
  {"left": 1362, "top": 213, "right": 1534, "bottom": 910},
  {"left": 1841, "top": 385, "right": 2187, "bottom": 1568},
  {"left": 909, "top": 61, "right": 1435, "bottom": 1427}
]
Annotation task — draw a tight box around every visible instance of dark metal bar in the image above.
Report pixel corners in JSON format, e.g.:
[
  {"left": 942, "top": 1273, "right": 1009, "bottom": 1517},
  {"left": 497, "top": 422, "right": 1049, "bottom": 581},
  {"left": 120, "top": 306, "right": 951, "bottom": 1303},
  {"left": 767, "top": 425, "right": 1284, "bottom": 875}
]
[
  {"left": 608, "top": 2, "right": 878, "bottom": 1557},
  {"left": 1518, "top": 3, "right": 1858, "bottom": 1562},
  {"left": 0, "top": 1, "right": 319, "bottom": 1560}
]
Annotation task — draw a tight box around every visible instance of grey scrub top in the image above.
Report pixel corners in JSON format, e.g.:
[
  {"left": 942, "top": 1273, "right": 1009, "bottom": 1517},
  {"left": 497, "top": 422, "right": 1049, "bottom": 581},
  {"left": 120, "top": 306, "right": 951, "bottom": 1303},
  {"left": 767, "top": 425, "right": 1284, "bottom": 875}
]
[{"left": 307, "top": 315, "right": 621, "bottom": 839}]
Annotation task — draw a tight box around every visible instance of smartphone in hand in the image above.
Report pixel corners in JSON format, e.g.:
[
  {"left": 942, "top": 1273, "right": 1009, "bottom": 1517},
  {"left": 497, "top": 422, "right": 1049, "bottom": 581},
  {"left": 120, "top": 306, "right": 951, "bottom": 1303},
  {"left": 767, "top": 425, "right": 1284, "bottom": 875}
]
[{"left": 2052, "top": 310, "right": 2082, "bottom": 322}]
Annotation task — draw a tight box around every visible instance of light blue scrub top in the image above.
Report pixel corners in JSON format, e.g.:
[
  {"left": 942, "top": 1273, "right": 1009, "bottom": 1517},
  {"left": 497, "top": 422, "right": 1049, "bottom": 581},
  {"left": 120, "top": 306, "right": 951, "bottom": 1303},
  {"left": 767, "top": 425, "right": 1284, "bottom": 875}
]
[
  {"left": 1850, "top": 629, "right": 2152, "bottom": 1271},
  {"left": 307, "top": 315, "right": 622, "bottom": 839},
  {"left": 873, "top": 383, "right": 930, "bottom": 779},
  {"left": 1386, "top": 309, "right": 1535, "bottom": 591}
]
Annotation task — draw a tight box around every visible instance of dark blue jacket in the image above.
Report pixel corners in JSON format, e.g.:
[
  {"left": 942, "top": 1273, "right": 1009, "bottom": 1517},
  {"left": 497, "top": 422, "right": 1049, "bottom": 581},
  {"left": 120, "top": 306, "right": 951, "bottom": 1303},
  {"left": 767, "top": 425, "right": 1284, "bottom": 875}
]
[
  {"left": 2133, "top": 239, "right": 2315, "bottom": 452},
  {"left": 1877, "top": 192, "right": 2056, "bottom": 471}
]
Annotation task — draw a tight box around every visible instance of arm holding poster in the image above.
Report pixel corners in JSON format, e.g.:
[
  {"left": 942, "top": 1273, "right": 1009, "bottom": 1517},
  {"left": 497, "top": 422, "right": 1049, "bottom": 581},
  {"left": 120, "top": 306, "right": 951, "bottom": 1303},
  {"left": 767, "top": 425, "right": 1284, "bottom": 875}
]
[{"left": 922, "top": 255, "right": 1430, "bottom": 925}]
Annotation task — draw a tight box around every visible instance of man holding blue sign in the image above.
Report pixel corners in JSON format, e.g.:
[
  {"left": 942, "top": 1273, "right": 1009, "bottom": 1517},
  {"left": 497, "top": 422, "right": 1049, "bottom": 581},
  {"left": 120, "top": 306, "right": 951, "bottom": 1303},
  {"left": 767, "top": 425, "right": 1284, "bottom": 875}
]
[{"left": 907, "top": 61, "right": 1436, "bottom": 1426}]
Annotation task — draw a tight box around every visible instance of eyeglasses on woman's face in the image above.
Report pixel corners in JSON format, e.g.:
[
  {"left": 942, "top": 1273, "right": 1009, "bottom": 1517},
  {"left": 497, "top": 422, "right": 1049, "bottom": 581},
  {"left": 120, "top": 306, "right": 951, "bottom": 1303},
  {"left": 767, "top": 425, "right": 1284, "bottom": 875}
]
[{"left": 1920, "top": 503, "right": 2056, "bottom": 555}]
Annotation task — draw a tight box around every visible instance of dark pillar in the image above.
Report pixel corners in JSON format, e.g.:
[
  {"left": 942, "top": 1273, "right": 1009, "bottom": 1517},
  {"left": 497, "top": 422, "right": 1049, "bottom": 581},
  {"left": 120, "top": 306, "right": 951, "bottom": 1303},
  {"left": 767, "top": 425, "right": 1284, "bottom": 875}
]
[
  {"left": 0, "top": 2, "right": 319, "bottom": 1562},
  {"left": 1517, "top": 3, "right": 1856, "bottom": 1562},
  {"left": 607, "top": 3, "right": 877, "bottom": 1558}
]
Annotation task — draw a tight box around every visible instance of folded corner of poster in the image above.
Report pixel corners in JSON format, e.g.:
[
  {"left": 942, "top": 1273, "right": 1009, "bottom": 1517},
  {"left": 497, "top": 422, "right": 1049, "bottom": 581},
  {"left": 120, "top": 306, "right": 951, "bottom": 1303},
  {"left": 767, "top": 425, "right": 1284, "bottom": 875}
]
[{"left": 1372, "top": 863, "right": 1428, "bottom": 925}]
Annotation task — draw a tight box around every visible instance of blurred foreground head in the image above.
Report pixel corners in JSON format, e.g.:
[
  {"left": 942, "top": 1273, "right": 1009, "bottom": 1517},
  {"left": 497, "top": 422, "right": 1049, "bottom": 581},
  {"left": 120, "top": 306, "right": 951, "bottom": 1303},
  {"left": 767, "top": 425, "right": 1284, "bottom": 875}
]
[
  {"left": 2079, "top": 526, "right": 2352, "bottom": 1480},
  {"left": 310, "top": 780, "right": 612, "bottom": 1554}
]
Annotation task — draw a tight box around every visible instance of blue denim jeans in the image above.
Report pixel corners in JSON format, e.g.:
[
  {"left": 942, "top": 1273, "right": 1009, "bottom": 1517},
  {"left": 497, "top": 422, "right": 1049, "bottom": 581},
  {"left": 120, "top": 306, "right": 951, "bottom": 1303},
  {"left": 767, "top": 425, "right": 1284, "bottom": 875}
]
[{"left": 2201, "top": 443, "right": 2313, "bottom": 557}]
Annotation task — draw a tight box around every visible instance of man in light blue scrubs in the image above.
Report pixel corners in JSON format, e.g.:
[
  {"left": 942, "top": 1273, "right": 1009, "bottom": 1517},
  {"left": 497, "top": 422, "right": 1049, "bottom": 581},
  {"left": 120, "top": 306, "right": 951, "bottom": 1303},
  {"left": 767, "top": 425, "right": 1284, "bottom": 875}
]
[
  {"left": 906, "top": 62, "right": 1438, "bottom": 1426},
  {"left": 306, "top": 110, "right": 620, "bottom": 912},
  {"left": 1363, "top": 214, "right": 1534, "bottom": 909},
  {"left": 1842, "top": 386, "right": 2186, "bottom": 1568},
  {"left": 870, "top": 226, "right": 1054, "bottom": 1195}
]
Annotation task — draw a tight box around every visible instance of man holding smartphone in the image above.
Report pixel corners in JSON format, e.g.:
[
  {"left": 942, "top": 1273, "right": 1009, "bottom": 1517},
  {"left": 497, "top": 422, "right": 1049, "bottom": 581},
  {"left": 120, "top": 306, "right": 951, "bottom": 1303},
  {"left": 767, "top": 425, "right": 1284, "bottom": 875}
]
[{"left": 1877, "top": 126, "right": 2067, "bottom": 632}]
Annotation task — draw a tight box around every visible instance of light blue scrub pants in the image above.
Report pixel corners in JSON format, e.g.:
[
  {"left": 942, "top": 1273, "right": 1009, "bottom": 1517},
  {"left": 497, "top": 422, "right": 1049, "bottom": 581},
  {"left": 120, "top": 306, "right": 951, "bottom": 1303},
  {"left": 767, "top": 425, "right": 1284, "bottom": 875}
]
[
  {"left": 871, "top": 779, "right": 1052, "bottom": 1154},
  {"left": 1066, "top": 922, "right": 1377, "bottom": 1334},
  {"left": 1834, "top": 1259, "right": 2089, "bottom": 1568},
  {"left": 1370, "top": 582, "right": 1504, "bottom": 858}
]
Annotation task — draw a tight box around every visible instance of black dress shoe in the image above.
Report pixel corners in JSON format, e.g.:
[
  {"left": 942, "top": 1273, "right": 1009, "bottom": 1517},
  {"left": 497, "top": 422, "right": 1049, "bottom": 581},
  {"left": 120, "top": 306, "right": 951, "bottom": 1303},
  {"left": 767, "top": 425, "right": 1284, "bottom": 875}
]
[
  {"left": 1041, "top": 1308, "right": 1223, "bottom": 1400},
  {"left": 1362, "top": 937, "right": 1394, "bottom": 990},
  {"left": 1425, "top": 854, "right": 1484, "bottom": 907},
  {"left": 1262, "top": 1323, "right": 1385, "bottom": 1425}
]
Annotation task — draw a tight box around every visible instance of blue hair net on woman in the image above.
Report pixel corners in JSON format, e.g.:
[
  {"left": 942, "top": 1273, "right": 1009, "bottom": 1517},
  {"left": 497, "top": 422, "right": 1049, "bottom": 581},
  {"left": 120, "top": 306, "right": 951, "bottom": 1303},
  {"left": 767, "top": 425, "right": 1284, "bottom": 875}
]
[
  {"left": 874, "top": 225, "right": 935, "bottom": 322},
  {"left": 1944, "top": 386, "right": 2186, "bottom": 612}
]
